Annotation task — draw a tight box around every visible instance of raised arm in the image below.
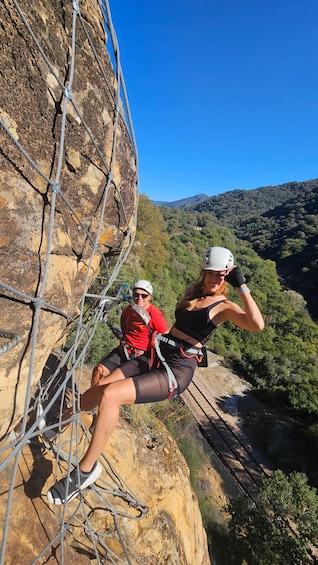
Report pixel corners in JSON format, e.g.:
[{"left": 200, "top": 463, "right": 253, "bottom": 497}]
[{"left": 223, "top": 267, "right": 264, "bottom": 331}]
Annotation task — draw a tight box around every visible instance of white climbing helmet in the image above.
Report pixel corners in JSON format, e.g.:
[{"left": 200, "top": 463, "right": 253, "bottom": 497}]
[
  {"left": 202, "top": 246, "right": 234, "bottom": 271},
  {"left": 133, "top": 280, "right": 153, "bottom": 295}
]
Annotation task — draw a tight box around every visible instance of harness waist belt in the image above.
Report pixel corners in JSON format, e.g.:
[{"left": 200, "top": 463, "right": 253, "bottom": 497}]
[
  {"left": 157, "top": 334, "right": 202, "bottom": 356},
  {"left": 122, "top": 343, "right": 145, "bottom": 357}
]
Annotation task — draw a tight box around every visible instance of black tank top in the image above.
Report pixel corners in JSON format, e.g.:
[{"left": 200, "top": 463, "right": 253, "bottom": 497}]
[{"left": 174, "top": 299, "right": 226, "bottom": 344}]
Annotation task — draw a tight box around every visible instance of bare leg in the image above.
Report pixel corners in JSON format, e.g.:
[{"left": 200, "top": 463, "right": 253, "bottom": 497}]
[
  {"left": 79, "top": 377, "right": 136, "bottom": 473},
  {"left": 91, "top": 363, "right": 111, "bottom": 387},
  {"left": 61, "top": 367, "right": 126, "bottom": 425},
  {"left": 94, "top": 366, "right": 126, "bottom": 387}
]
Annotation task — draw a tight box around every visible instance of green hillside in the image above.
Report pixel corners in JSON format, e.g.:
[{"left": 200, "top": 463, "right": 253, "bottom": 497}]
[
  {"left": 193, "top": 178, "right": 317, "bottom": 226},
  {"left": 192, "top": 178, "right": 318, "bottom": 319},
  {"left": 85, "top": 192, "right": 318, "bottom": 558}
]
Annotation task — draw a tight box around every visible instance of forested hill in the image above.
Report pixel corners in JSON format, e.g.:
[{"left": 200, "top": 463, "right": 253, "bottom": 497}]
[
  {"left": 193, "top": 178, "right": 318, "bottom": 319},
  {"left": 154, "top": 193, "right": 209, "bottom": 208},
  {"left": 193, "top": 178, "right": 318, "bottom": 229}
]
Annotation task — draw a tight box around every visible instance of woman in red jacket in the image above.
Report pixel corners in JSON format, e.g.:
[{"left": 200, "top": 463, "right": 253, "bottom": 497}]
[
  {"left": 91, "top": 279, "right": 169, "bottom": 387},
  {"left": 42, "top": 280, "right": 168, "bottom": 440}
]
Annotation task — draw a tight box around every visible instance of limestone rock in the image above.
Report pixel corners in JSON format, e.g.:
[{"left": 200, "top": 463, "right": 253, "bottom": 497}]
[{"left": 0, "top": 0, "right": 138, "bottom": 435}]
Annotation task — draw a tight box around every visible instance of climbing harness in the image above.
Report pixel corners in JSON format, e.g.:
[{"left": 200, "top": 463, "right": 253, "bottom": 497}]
[
  {"left": 156, "top": 334, "right": 203, "bottom": 360},
  {"left": 154, "top": 335, "right": 178, "bottom": 398},
  {"left": 121, "top": 342, "right": 145, "bottom": 360},
  {"left": 154, "top": 334, "right": 203, "bottom": 399}
]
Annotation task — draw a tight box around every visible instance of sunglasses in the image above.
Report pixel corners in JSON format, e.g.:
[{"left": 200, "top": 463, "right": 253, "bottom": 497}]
[{"left": 133, "top": 292, "right": 149, "bottom": 299}]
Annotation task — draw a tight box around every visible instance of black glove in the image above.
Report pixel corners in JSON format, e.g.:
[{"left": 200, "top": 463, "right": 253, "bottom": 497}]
[{"left": 225, "top": 267, "right": 246, "bottom": 288}]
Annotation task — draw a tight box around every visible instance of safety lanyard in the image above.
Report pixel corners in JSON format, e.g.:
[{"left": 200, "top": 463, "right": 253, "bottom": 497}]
[{"left": 154, "top": 334, "right": 178, "bottom": 399}]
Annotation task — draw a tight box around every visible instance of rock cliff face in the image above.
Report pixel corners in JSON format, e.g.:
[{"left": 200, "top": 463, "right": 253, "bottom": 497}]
[
  {"left": 0, "top": 412, "right": 211, "bottom": 565},
  {"left": 0, "top": 0, "right": 137, "bottom": 435},
  {"left": 0, "top": 2, "right": 211, "bottom": 563}
]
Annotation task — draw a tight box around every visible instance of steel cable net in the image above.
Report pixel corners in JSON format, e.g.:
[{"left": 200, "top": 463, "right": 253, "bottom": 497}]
[{"left": 0, "top": 1, "right": 147, "bottom": 563}]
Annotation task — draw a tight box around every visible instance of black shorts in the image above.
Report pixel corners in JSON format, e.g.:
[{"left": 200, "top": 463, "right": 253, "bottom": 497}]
[
  {"left": 132, "top": 342, "right": 197, "bottom": 404},
  {"left": 100, "top": 346, "right": 151, "bottom": 377}
]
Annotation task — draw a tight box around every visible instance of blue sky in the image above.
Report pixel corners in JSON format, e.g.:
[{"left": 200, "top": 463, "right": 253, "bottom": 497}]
[{"left": 109, "top": 0, "right": 318, "bottom": 202}]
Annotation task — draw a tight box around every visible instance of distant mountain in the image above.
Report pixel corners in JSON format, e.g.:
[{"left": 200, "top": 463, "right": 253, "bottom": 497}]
[
  {"left": 192, "top": 179, "right": 318, "bottom": 227},
  {"left": 154, "top": 193, "right": 209, "bottom": 209}
]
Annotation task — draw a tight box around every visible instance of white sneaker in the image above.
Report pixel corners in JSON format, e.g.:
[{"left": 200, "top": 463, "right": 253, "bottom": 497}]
[{"left": 47, "top": 462, "right": 102, "bottom": 505}]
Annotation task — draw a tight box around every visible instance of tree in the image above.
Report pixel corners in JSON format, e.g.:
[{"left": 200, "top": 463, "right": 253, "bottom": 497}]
[
  {"left": 228, "top": 470, "right": 318, "bottom": 564},
  {"left": 131, "top": 193, "right": 169, "bottom": 278}
]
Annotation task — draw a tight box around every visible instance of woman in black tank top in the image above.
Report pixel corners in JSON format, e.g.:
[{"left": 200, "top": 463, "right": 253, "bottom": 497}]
[{"left": 47, "top": 247, "right": 265, "bottom": 505}]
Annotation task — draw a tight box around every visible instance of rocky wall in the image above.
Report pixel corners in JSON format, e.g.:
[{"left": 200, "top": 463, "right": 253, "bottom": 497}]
[{"left": 0, "top": 0, "right": 138, "bottom": 436}]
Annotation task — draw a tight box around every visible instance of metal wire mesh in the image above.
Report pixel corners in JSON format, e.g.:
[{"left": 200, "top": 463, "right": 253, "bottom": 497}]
[{"left": 0, "top": 1, "right": 146, "bottom": 563}]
